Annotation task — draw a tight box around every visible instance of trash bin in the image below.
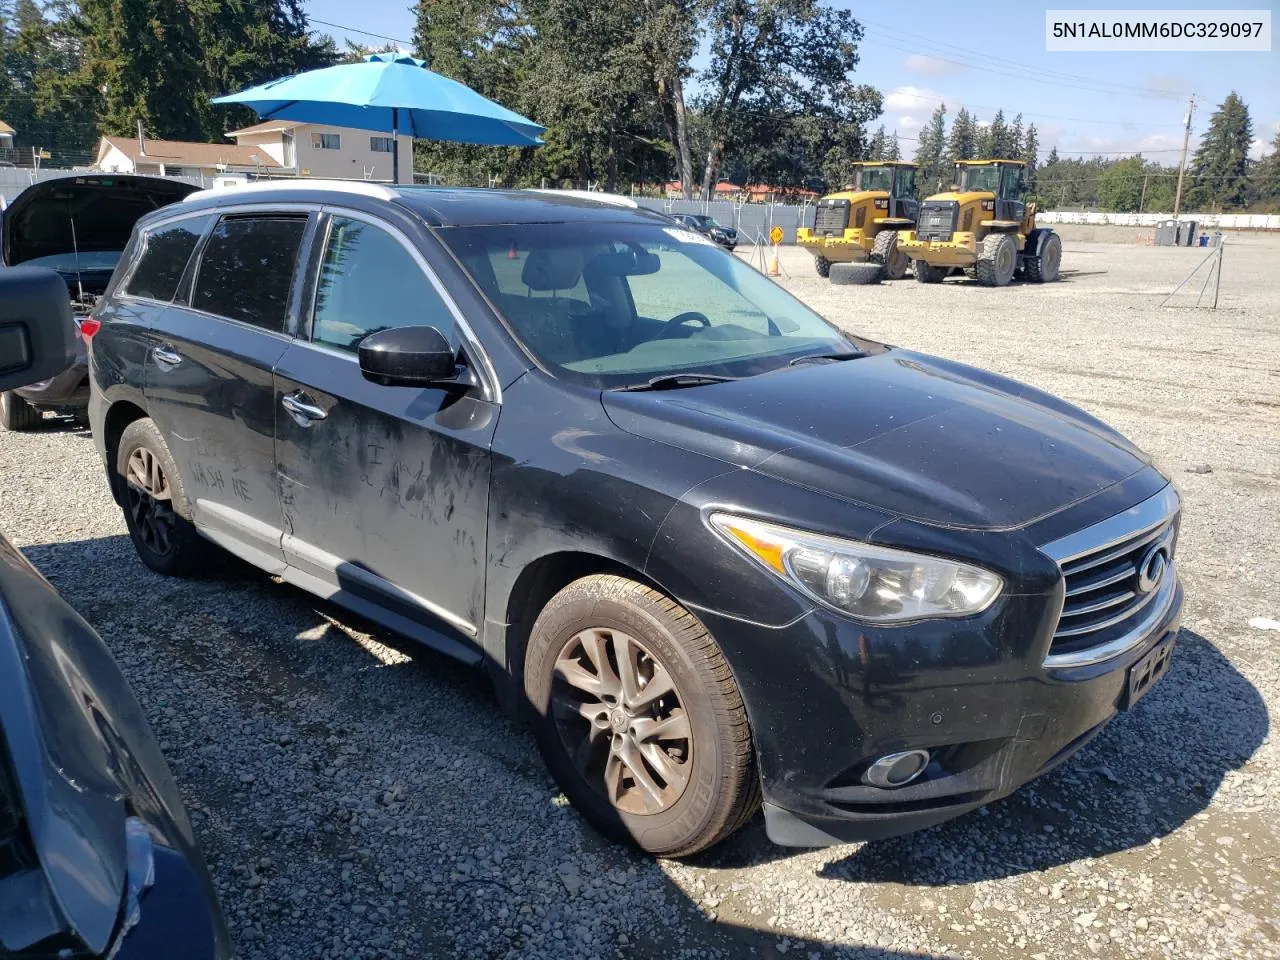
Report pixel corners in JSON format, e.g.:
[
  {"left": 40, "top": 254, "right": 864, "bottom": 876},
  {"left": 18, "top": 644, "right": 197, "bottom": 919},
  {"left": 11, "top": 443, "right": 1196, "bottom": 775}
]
[
  {"left": 1199, "top": 233, "right": 1209, "bottom": 247},
  {"left": 1212, "top": 232, "right": 1224, "bottom": 247}
]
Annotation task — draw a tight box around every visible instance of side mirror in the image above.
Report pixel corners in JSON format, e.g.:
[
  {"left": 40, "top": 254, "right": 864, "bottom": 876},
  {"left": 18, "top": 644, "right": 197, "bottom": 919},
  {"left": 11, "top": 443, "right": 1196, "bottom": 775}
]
[
  {"left": 0, "top": 267, "right": 76, "bottom": 393},
  {"left": 357, "top": 326, "right": 474, "bottom": 389}
]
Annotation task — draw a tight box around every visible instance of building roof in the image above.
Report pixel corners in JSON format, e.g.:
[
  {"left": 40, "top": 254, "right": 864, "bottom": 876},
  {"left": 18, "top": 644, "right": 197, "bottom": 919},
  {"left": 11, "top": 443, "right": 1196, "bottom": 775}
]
[
  {"left": 0, "top": 120, "right": 14, "bottom": 135},
  {"left": 101, "top": 136, "right": 282, "bottom": 169},
  {"left": 225, "top": 120, "right": 302, "bottom": 138}
]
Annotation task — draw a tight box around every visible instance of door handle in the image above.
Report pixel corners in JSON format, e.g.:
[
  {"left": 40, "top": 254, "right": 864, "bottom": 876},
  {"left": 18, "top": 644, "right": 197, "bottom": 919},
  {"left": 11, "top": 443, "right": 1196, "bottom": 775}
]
[
  {"left": 151, "top": 345, "right": 182, "bottom": 369},
  {"left": 281, "top": 391, "right": 327, "bottom": 425}
]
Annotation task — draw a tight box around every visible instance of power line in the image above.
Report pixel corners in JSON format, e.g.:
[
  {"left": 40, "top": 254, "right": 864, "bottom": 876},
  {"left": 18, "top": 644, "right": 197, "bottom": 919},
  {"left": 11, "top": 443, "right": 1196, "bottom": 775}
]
[{"left": 308, "top": 17, "right": 413, "bottom": 48}]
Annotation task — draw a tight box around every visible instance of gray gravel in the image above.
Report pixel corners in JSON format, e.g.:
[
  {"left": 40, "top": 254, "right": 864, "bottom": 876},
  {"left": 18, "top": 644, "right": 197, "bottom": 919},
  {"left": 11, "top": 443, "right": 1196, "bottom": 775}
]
[{"left": 1, "top": 229, "right": 1277, "bottom": 959}]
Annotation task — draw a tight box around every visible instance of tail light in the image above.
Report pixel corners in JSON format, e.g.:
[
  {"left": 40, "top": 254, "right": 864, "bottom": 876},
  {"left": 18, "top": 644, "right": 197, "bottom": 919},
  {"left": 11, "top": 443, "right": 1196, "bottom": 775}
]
[{"left": 78, "top": 317, "right": 101, "bottom": 339}]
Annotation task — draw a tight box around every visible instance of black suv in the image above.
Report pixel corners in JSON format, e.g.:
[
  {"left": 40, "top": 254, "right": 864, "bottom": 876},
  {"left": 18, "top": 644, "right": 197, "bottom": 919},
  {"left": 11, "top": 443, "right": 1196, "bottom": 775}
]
[
  {"left": 88, "top": 182, "right": 1183, "bottom": 856},
  {"left": 669, "top": 213, "right": 737, "bottom": 250}
]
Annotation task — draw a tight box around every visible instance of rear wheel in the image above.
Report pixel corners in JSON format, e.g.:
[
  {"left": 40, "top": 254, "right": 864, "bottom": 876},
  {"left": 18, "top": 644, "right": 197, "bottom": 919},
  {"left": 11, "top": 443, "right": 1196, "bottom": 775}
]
[
  {"left": 0, "top": 391, "right": 41, "bottom": 431},
  {"left": 913, "top": 260, "right": 947, "bottom": 284},
  {"left": 116, "top": 418, "right": 214, "bottom": 577},
  {"left": 870, "top": 231, "right": 910, "bottom": 280},
  {"left": 975, "top": 233, "right": 1017, "bottom": 287},
  {"left": 524, "top": 575, "right": 760, "bottom": 857},
  {"left": 829, "top": 262, "right": 883, "bottom": 285},
  {"left": 1024, "top": 231, "right": 1062, "bottom": 283},
  {"left": 813, "top": 255, "right": 831, "bottom": 278}
]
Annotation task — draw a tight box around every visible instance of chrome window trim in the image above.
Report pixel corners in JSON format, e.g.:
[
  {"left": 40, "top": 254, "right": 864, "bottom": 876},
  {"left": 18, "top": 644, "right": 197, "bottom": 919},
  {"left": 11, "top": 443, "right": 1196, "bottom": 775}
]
[
  {"left": 181, "top": 180, "right": 397, "bottom": 203},
  {"left": 311, "top": 205, "right": 502, "bottom": 404},
  {"left": 1039, "top": 484, "right": 1180, "bottom": 565}
]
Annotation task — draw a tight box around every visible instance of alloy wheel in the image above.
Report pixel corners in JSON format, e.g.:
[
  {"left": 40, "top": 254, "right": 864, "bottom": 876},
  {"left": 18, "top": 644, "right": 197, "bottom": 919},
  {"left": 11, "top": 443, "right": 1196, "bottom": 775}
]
[
  {"left": 551, "top": 627, "right": 693, "bottom": 816},
  {"left": 125, "top": 446, "right": 177, "bottom": 557}
]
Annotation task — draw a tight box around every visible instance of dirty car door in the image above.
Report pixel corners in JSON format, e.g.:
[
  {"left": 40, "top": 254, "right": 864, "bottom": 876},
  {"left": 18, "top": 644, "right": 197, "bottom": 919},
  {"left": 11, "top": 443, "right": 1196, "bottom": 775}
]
[
  {"left": 273, "top": 211, "right": 497, "bottom": 650},
  {"left": 146, "top": 212, "right": 313, "bottom": 572}
]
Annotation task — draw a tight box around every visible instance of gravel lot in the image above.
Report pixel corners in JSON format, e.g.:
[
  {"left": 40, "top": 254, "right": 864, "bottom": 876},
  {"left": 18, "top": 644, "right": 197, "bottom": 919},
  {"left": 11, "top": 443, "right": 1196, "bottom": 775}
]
[{"left": 2, "top": 232, "right": 1278, "bottom": 959}]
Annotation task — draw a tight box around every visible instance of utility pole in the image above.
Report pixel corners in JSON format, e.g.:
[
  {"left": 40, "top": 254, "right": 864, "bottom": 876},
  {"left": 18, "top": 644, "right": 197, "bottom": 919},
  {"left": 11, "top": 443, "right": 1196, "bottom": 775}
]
[
  {"left": 1139, "top": 172, "right": 1149, "bottom": 212},
  {"left": 1173, "top": 95, "right": 1196, "bottom": 218}
]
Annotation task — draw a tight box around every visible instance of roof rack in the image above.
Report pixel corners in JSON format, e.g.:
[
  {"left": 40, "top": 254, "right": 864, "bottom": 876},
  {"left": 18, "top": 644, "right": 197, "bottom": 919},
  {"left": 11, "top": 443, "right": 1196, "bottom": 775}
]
[{"left": 182, "top": 179, "right": 399, "bottom": 202}]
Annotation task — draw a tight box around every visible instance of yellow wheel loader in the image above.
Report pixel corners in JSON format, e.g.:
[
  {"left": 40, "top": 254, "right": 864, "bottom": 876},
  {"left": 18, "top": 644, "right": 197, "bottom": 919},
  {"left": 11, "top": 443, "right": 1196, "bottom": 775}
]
[
  {"left": 797, "top": 162, "right": 919, "bottom": 281},
  {"left": 896, "top": 160, "right": 1062, "bottom": 287}
]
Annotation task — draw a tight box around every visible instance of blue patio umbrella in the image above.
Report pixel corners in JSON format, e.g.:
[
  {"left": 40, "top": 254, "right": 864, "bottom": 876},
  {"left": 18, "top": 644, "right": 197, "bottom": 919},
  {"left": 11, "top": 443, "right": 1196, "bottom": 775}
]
[{"left": 212, "top": 52, "right": 544, "bottom": 183}]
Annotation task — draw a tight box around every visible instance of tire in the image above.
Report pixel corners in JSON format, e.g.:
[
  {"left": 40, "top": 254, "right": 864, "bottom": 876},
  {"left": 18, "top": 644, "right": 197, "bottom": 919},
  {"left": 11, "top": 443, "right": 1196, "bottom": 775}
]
[
  {"left": 0, "top": 391, "right": 41, "bottom": 431},
  {"left": 829, "top": 262, "right": 883, "bottom": 285},
  {"left": 524, "top": 575, "right": 760, "bottom": 858},
  {"left": 1023, "top": 231, "right": 1062, "bottom": 283},
  {"left": 813, "top": 255, "right": 831, "bottom": 278},
  {"left": 870, "top": 230, "right": 910, "bottom": 280},
  {"left": 913, "top": 260, "right": 947, "bottom": 284},
  {"left": 975, "top": 233, "right": 1017, "bottom": 287},
  {"left": 116, "top": 418, "right": 214, "bottom": 577}
]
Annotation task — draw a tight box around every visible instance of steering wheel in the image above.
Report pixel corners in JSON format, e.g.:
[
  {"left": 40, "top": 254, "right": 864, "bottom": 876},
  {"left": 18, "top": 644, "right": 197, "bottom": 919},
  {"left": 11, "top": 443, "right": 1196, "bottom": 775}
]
[{"left": 660, "top": 311, "right": 712, "bottom": 338}]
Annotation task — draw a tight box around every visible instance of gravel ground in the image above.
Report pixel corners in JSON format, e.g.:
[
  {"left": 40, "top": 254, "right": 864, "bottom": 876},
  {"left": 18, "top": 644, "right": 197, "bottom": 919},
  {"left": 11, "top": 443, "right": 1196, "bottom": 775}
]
[{"left": 2, "top": 233, "right": 1278, "bottom": 960}]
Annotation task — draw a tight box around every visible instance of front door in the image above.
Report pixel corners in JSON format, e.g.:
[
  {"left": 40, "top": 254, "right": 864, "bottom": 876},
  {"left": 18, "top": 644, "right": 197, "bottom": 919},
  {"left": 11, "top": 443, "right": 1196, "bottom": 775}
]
[
  {"left": 146, "top": 212, "right": 312, "bottom": 572},
  {"left": 273, "top": 212, "right": 498, "bottom": 648}
]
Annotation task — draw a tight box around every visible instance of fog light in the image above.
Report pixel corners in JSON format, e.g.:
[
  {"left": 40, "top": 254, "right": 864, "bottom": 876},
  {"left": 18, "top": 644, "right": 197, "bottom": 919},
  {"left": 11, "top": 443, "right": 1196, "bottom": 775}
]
[{"left": 863, "top": 749, "right": 930, "bottom": 788}]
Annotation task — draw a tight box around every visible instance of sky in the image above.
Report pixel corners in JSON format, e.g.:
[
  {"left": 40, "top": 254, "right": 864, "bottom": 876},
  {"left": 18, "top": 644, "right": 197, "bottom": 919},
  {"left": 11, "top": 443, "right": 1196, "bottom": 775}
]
[{"left": 303, "top": 0, "right": 1279, "bottom": 163}]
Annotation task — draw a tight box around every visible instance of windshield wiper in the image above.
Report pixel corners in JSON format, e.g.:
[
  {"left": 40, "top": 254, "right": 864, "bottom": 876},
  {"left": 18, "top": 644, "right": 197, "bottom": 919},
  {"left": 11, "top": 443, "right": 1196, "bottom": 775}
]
[
  {"left": 787, "top": 350, "right": 866, "bottom": 366},
  {"left": 612, "top": 373, "right": 741, "bottom": 392}
]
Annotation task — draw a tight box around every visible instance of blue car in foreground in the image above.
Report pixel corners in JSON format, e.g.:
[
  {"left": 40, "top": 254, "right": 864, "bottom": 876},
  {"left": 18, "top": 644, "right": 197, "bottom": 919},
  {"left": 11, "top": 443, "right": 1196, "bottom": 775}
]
[{"left": 0, "top": 266, "right": 230, "bottom": 958}]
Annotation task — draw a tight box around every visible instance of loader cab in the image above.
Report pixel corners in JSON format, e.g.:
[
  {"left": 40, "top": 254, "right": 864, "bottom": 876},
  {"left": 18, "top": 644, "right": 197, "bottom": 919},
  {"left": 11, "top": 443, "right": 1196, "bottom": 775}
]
[
  {"left": 955, "top": 161, "right": 1025, "bottom": 223},
  {"left": 855, "top": 162, "right": 918, "bottom": 222}
]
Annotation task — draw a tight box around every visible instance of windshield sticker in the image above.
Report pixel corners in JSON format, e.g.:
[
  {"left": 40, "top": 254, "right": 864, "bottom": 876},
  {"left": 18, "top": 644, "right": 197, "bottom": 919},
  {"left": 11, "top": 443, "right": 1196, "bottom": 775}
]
[{"left": 663, "top": 227, "right": 717, "bottom": 246}]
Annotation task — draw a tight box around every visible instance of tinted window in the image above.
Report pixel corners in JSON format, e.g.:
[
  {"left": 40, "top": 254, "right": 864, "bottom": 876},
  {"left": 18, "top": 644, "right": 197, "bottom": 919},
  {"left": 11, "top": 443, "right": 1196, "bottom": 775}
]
[
  {"left": 192, "top": 216, "right": 307, "bottom": 332},
  {"left": 311, "top": 216, "right": 453, "bottom": 352},
  {"left": 122, "top": 217, "right": 210, "bottom": 302}
]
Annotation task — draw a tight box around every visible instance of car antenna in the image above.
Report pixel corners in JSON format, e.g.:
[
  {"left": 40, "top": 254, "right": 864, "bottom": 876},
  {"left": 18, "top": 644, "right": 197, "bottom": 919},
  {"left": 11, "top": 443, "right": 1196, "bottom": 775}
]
[{"left": 69, "top": 202, "right": 86, "bottom": 306}]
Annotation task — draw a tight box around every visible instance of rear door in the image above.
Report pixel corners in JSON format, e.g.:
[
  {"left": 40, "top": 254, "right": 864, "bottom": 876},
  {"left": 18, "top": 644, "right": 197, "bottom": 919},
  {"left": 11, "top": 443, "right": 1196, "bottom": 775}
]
[
  {"left": 145, "top": 209, "right": 314, "bottom": 572},
  {"left": 273, "top": 209, "right": 498, "bottom": 650}
]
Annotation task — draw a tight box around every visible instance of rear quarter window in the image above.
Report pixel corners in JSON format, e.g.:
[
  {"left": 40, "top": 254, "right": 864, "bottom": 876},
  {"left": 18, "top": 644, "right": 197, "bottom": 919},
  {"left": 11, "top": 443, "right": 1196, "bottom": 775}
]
[
  {"left": 121, "top": 216, "right": 211, "bottom": 302},
  {"left": 191, "top": 216, "right": 308, "bottom": 333}
]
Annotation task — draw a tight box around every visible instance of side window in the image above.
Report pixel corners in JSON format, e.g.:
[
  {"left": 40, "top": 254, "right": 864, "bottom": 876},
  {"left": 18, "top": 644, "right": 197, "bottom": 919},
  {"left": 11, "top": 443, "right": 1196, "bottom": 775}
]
[
  {"left": 191, "top": 216, "right": 307, "bottom": 333},
  {"left": 311, "top": 216, "right": 454, "bottom": 353},
  {"left": 1002, "top": 167, "right": 1024, "bottom": 199},
  {"left": 122, "top": 216, "right": 210, "bottom": 302}
]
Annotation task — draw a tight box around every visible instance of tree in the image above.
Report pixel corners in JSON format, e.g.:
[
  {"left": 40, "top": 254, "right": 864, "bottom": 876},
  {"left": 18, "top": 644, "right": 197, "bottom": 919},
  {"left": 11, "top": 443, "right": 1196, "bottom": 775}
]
[
  {"left": 1022, "top": 122, "right": 1039, "bottom": 193},
  {"left": 945, "top": 107, "right": 977, "bottom": 169},
  {"left": 1189, "top": 91, "right": 1253, "bottom": 210},
  {"left": 977, "top": 108, "right": 1011, "bottom": 159},
  {"left": 913, "top": 102, "right": 946, "bottom": 192},
  {"left": 1046, "top": 144, "right": 1059, "bottom": 166},
  {"left": 884, "top": 130, "right": 900, "bottom": 161},
  {"left": 1009, "top": 112, "right": 1024, "bottom": 160},
  {"left": 1255, "top": 127, "right": 1280, "bottom": 206},
  {"left": 695, "top": 0, "right": 880, "bottom": 198},
  {"left": 1096, "top": 155, "right": 1145, "bottom": 211},
  {"left": 867, "top": 124, "right": 885, "bottom": 160}
]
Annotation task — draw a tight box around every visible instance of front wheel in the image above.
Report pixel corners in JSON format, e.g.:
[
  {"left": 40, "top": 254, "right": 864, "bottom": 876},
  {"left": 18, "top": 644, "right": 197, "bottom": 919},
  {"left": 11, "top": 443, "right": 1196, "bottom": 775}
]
[
  {"left": 914, "top": 260, "right": 947, "bottom": 284},
  {"left": 814, "top": 255, "right": 831, "bottom": 278},
  {"left": 524, "top": 575, "right": 760, "bottom": 857}
]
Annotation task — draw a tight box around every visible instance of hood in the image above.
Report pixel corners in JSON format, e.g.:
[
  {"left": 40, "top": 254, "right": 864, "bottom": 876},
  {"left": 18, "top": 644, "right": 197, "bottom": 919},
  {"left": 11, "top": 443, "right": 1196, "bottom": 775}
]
[
  {"left": 1, "top": 175, "right": 198, "bottom": 268},
  {"left": 602, "top": 349, "right": 1151, "bottom": 531},
  {"left": 824, "top": 190, "right": 889, "bottom": 204},
  {"left": 927, "top": 190, "right": 995, "bottom": 204}
]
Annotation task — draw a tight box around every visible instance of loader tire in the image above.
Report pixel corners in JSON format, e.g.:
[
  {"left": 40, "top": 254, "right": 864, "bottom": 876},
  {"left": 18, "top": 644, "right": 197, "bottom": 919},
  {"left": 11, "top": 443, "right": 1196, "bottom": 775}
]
[
  {"left": 975, "top": 233, "right": 1017, "bottom": 287},
  {"left": 1023, "top": 231, "right": 1062, "bottom": 283},
  {"left": 829, "top": 262, "right": 883, "bottom": 285},
  {"left": 870, "top": 230, "right": 910, "bottom": 280},
  {"left": 813, "top": 255, "right": 831, "bottom": 278},
  {"left": 913, "top": 260, "right": 947, "bottom": 284}
]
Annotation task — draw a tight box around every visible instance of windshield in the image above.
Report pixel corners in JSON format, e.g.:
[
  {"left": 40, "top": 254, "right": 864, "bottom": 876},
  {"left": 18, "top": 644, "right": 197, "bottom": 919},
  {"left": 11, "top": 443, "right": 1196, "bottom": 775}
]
[
  {"left": 859, "top": 167, "right": 892, "bottom": 192},
  {"left": 960, "top": 165, "right": 1001, "bottom": 193},
  {"left": 441, "top": 221, "right": 857, "bottom": 389}
]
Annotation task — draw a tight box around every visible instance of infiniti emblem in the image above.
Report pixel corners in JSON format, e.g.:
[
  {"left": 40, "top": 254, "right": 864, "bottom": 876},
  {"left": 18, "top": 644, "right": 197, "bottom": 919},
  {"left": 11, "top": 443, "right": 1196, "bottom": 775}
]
[{"left": 1136, "top": 544, "right": 1169, "bottom": 594}]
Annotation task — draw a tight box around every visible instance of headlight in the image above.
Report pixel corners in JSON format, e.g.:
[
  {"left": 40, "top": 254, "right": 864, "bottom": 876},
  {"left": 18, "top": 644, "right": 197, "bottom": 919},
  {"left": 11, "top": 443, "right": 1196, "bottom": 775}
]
[{"left": 709, "top": 513, "right": 1003, "bottom": 622}]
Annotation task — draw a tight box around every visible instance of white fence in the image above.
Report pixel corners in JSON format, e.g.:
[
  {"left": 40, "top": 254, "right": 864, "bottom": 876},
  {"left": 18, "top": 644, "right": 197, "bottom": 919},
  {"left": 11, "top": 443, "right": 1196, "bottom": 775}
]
[{"left": 1037, "top": 211, "right": 1280, "bottom": 230}]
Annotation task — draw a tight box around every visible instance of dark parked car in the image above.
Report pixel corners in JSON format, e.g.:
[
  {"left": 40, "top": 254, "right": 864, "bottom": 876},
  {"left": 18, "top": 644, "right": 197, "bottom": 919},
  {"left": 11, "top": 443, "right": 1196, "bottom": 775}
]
[
  {"left": 670, "top": 212, "right": 738, "bottom": 250},
  {"left": 0, "top": 174, "right": 197, "bottom": 430},
  {"left": 88, "top": 181, "right": 1182, "bottom": 856},
  {"left": 0, "top": 267, "right": 231, "bottom": 958}
]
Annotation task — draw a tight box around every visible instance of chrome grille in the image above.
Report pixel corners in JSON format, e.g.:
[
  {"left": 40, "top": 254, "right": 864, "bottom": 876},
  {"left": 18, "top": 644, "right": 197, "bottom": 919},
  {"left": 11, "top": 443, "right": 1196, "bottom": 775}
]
[{"left": 1041, "top": 486, "right": 1181, "bottom": 667}]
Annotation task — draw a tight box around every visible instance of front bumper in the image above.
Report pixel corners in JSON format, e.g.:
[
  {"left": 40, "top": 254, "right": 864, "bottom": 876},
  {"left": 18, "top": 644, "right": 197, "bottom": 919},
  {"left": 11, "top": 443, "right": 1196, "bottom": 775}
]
[
  {"left": 796, "top": 231, "right": 870, "bottom": 262},
  {"left": 698, "top": 574, "right": 1183, "bottom": 847},
  {"left": 897, "top": 233, "right": 979, "bottom": 267}
]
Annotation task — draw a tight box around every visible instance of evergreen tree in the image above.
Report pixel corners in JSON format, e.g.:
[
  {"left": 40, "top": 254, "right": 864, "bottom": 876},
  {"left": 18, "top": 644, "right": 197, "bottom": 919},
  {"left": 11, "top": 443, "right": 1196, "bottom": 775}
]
[
  {"left": 868, "top": 124, "right": 886, "bottom": 160},
  {"left": 945, "top": 107, "right": 977, "bottom": 169},
  {"left": 1009, "top": 112, "right": 1024, "bottom": 159},
  {"left": 1022, "top": 122, "right": 1039, "bottom": 193},
  {"left": 1189, "top": 91, "right": 1253, "bottom": 209},
  {"left": 913, "top": 102, "right": 946, "bottom": 192},
  {"left": 982, "top": 108, "right": 1010, "bottom": 158},
  {"left": 884, "top": 130, "right": 900, "bottom": 161},
  {"left": 1046, "top": 144, "right": 1059, "bottom": 166},
  {"left": 1255, "top": 128, "right": 1280, "bottom": 205}
]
